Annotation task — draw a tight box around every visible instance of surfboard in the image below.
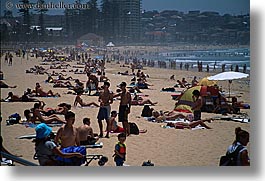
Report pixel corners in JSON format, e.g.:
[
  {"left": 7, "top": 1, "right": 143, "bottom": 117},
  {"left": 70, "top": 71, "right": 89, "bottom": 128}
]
[
  {"left": 16, "top": 131, "right": 57, "bottom": 139},
  {"left": 17, "top": 134, "right": 104, "bottom": 148}
]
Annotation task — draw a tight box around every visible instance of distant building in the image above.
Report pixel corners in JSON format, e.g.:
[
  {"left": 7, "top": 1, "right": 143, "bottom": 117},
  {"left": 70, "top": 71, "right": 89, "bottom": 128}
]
[{"left": 106, "top": 0, "right": 141, "bottom": 43}]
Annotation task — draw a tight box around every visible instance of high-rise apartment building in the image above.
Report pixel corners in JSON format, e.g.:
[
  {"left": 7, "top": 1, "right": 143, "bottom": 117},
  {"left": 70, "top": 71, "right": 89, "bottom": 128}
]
[{"left": 105, "top": 0, "right": 141, "bottom": 43}]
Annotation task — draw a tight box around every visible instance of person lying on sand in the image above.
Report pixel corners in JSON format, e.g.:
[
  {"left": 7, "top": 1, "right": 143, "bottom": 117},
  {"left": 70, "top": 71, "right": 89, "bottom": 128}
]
[
  {"left": 37, "top": 101, "right": 71, "bottom": 116},
  {"left": 131, "top": 94, "right": 157, "bottom": 106},
  {"left": 53, "top": 81, "right": 73, "bottom": 88},
  {"left": 166, "top": 119, "right": 212, "bottom": 129},
  {"left": 29, "top": 102, "right": 66, "bottom": 124},
  {"left": 152, "top": 110, "right": 212, "bottom": 128},
  {"left": 35, "top": 82, "right": 60, "bottom": 97},
  {"left": 2, "top": 92, "right": 39, "bottom": 102},
  {"left": 73, "top": 91, "right": 100, "bottom": 107},
  {"left": 0, "top": 80, "right": 17, "bottom": 88}
]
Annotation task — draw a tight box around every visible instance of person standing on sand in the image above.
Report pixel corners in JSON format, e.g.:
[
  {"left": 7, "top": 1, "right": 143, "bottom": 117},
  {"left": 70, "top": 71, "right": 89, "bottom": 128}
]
[
  {"left": 191, "top": 90, "right": 203, "bottom": 121},
  {"left": 225, "top": 127, "right": 250, "bottom": 166},
  {"left": 113, "top": 132, "right": 127, "bottom": 166},
  {"left": 114, "top": 82, "right": 131, "bottom": 136},
  {"left": 97, "top": 81, "right": 113, "bottom": 138},
  {"left": 8, "top": 53, "right": 13, "bottom": 66},
  {"left": 54, "top": 111, "right": 80, "bottom": 149}
]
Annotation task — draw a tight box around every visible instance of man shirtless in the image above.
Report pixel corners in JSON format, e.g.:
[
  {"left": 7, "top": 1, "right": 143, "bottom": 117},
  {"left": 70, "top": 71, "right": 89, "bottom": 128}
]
[
  {"left": 54, "top": 111, "right": 80, "bottom": 149},
  {"left": 32, "top": 102, "right": 66, "bottom": 124},
  {"left": 97, "top": 81, "right": 113, "bottom": 138},
  {"left": 77, "top": 118, "right": 99, "bottom": 145},
  {"left": 192, "top": 90, "right": 203, "bottom": 121},
  {"left": 86, "top": 72, "right": 99, "bottom": 95},
  {"left": 2, "top": 92, "right": 39, "bottom": 102},
  {"left": 114, "top": 82, "right": 131, "bottom": 136},
  {"left": 35, "top": 82, "right": 60, "bottom": 97}
]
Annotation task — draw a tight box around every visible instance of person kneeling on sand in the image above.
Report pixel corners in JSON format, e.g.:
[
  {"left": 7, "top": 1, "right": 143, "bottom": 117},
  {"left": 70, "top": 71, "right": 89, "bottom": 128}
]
[
  {"left": 110, "top": 111, "right": 147, "bottom": 133},
  {"left": 77, "top": 118, "right": 99, "bottom": 145}
]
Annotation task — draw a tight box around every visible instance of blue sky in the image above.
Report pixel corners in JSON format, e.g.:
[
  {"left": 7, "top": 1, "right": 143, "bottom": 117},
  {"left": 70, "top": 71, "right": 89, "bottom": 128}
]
[
  {"left": 1, "top": 0, "right": 250, "bottom": 16},
  {"left": 142, "top": 0, "right": 249, "bottom": 15}
]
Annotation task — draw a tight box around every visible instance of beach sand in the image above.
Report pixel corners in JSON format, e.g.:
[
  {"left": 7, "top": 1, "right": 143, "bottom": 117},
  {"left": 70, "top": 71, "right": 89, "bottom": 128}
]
[{"left": 0, "top": 46, "right": 250, "bottom": 166}]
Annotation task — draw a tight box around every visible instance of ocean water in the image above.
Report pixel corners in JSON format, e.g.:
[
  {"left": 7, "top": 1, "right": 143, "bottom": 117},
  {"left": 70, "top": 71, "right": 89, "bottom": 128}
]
[{"left": 143, "top": 47, "right": 250, "bottom": 71}]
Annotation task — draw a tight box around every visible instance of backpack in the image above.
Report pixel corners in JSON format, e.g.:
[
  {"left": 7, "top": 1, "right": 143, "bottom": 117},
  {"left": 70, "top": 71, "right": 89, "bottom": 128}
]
[
  {"left": 7, "top": 113, "right": 21, "bottom": 125},
  {"left": 141, "top": 105, "right": 153, "bottom": 117},
  {"left": 219, "top": 145, "right": 243, "bottom": 166},
  {"left": 129, "top": 122, "right": 139, "bottom": 135}
]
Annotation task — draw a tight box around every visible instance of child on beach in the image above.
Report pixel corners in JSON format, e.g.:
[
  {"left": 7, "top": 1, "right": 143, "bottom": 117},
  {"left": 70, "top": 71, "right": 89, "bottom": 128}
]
[{"left": 113, "top": 133, "right": 127, "bottom": 166}]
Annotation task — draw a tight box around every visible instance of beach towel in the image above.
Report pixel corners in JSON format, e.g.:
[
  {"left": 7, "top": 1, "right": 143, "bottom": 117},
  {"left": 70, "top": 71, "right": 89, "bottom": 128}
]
[
  {"left": 164, "top": 119, "right": 206, "bottom": 130},
  {"left": 56, "top": 146, "right": 86, "bottom": 166}
]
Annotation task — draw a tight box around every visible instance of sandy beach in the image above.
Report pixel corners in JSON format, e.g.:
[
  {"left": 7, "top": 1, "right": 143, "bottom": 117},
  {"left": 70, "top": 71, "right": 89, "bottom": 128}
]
[{"left": 0, "top": 45, "right": 250, "bottom": 166}]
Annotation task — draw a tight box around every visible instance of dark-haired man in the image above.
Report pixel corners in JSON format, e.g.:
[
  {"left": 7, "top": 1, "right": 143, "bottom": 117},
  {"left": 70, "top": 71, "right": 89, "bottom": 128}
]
[
  {"left": 55, "top": 111, "right": 80, "bottom": 149},
  {"left": 192, "top": 90, "right": 203, "bottom": 121},
  {"left": 97, "top": 81, "right": 113, "bottom": 138}
]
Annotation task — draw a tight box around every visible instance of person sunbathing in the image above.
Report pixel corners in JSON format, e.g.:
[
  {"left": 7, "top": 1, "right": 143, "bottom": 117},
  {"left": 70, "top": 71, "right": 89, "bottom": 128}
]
[
  {"left": 39, "top": 102, "right": 71, "bottom": 116},
  {"left": 73, "top": 91, "right": 100, "bottom": 107},
  {"left": 57, "top": 74, "right": 73, "bottom": 80},
  {"left": 152, "top": 111, "right": 212, "bottom": 129},
  {"left": 166, "top": 119, "right": 212, "bottom": 129},
  {"left": 175, "top": 80, "right": 187, "bottom": 88},
  {"left": 2, "top": 92, "right": 39, "bottom": 102},
  {"left": 131, "top": 94, "right": 157, "bottom": 106},
  {"left": 53, "top": 81, "right": 73, "bottom": 88},
  {"left": 0, "top": 80, "right": 17, "bottom": 88},
  {"left": 71, "top": 79, "right": 84, "bottom": 93},
  {"left": 35, "top": 82, "right": 60, "bottom": 97},
  {"left": 31, "top": 102, "right": 66, "bottom": 124}
]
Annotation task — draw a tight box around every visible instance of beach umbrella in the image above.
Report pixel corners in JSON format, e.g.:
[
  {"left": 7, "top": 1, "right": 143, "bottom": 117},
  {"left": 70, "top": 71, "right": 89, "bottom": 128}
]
[
  {"left": 198, "top": 77, "right": 217, "bottom": 86},
  {"left": 207, "top": 71, "right": 249, "bottom": 98},
  {"left": 106, "top": 42, "right": 115, "bottom": 47}
]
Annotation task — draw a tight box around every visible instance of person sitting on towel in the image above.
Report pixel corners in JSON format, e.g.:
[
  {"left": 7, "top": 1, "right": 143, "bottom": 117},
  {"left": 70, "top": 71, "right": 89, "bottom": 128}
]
[{"left": 77, "top": 118, "right": 99, "bottom": 145}]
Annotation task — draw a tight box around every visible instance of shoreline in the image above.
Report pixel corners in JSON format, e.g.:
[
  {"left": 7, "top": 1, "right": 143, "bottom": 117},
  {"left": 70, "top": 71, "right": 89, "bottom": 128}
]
[{"left": 0, "top": 45, "right": 250, "bottom": 166}]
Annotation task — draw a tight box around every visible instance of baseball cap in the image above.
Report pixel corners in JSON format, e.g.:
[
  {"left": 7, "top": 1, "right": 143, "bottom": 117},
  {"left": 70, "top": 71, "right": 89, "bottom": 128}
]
[{"left": 35, "top": 123, "right": 52, "bottom": 139}]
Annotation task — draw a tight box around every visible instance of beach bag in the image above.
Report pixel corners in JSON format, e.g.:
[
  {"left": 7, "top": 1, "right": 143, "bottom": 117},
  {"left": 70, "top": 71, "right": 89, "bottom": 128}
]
[
  {"left": 219, "top": 145, "right": 243, "bottom": 166},
  {"left": 141, "top": 105, "right": 152, "bottom": 117},
  {"left": 129, "top": 122, "right": 139, "bottom": 135},
  {"left": 56, "top": 146, "right": 86, "bottom": 166},
  {"left": 7, "top": 113, "right": 21, "bottom": 124}
]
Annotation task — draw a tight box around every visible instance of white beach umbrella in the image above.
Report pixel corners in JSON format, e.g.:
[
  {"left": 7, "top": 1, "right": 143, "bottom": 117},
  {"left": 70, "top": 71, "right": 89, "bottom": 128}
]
[
  {"left": 207, "top": 71, "right": 249, "bottom": 97},
  {"left": 207, "top": 71, "right": 249, "bottom": 81}
]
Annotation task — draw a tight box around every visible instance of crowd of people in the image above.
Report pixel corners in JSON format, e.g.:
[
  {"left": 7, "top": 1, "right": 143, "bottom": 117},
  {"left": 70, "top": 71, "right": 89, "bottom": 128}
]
[{"left": 0, "top": 47, "right": 250, "bottom": 167}]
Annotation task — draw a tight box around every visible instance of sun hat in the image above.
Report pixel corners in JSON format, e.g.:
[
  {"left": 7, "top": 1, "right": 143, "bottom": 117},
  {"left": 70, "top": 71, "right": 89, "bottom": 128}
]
[{"left": 35, "top": 123, "right": 52, "bottom": 139}]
